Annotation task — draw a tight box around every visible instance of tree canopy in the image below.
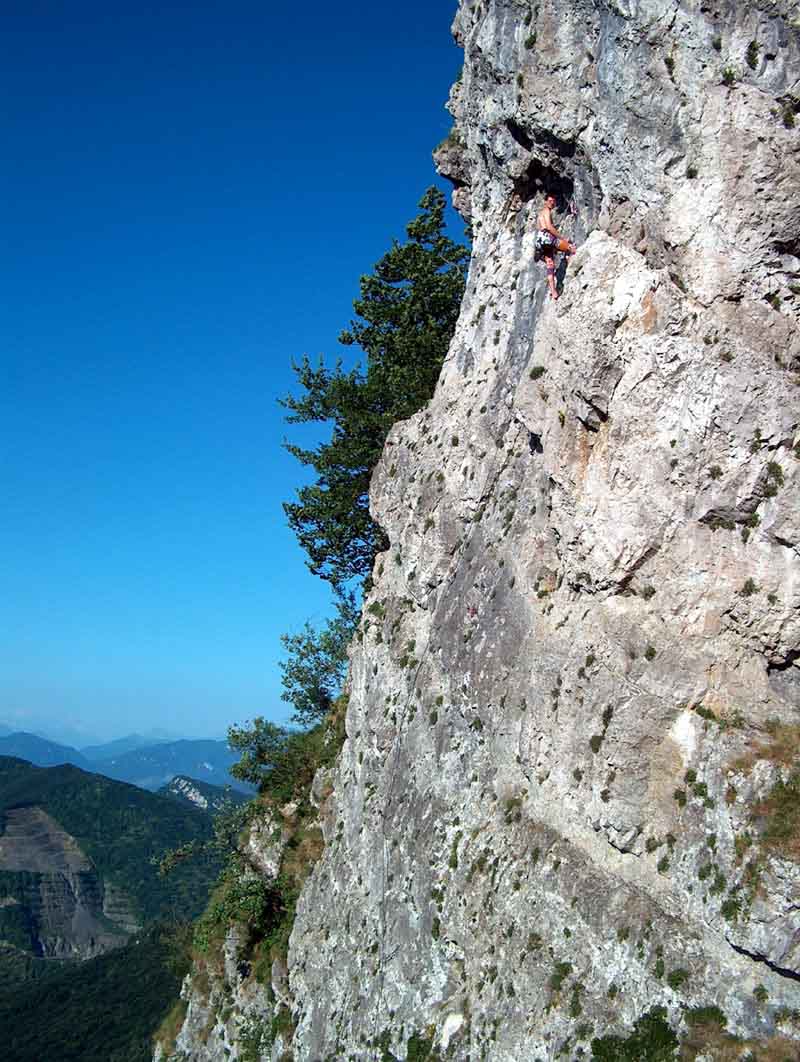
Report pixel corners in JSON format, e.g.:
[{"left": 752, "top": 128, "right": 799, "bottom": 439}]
[
  {"left": 227, "top": 705, "right": 345, "bottom": 803},
  {"left": 278, "top": 590, "right": 358, "bottom": 727},
  {"left": 281, "top": 186, "right": 469, "bottom": 593}
]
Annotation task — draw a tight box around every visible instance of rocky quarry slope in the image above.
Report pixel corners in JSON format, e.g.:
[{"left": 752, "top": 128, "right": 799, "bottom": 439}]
[
  {"left": 0, "top": 806, "right": 137, "bottom": 958},
  {"left": 162, "top": 1, "right": 800, "bottom": 1058}
]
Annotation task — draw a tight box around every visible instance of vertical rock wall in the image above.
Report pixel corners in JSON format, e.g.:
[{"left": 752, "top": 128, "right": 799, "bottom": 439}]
[{"left": 168, "top": 1, "right": 800, "bottom": 1059}]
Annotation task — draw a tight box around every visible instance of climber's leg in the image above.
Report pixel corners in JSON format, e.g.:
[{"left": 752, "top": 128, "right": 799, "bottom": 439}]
[{"left": 545, "top": 255, "right": 558, "bottom": 300}]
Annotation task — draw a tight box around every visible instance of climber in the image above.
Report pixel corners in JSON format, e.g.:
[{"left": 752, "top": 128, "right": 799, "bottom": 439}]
[{"left": 534, "top": 193, "right": 576, "bottom": 301}]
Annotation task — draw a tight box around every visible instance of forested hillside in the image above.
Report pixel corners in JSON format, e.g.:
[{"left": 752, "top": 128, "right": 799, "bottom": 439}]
[
  {"left": 0, "top": 926, "right": 188, "bottom": 1062},
  {"left": 0, "top": 757, "right": 222, "bottom": 924},
  {"left": 0, "top": 757, "right": 233, "bottom": 1061}
]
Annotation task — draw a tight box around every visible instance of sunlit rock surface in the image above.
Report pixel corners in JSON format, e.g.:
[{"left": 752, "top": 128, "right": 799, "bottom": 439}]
[{"left": 167, "top": 1, "right": 800, "bottom": 1058}]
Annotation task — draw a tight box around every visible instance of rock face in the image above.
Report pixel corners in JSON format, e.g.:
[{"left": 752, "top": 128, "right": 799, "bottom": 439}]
[
  {"left": 167, "top": 1, "right": 800, "bottom": 1058},
  {"left": 161, "top": 775, "right": 250, "bottom": 813},
  {"left": 154, "top": 807, "right": 288, "bottom": 1062}
]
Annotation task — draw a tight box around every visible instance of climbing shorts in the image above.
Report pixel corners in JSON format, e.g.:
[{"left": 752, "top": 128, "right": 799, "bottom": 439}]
[
  {"left": 534, "top": 228, "right": 559, "bottom": 262},
  {"left": 535, "top": 229, "right": 558, "bottom": 253}
]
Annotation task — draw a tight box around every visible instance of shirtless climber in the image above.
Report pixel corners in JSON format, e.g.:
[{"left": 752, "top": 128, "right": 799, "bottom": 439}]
[{"left": 535, "top": 193, "right": 576, "bottom": 301}]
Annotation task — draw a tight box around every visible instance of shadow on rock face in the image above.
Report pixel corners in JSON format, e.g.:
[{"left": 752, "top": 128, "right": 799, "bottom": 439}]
[{"left": 768, "top": 653, "right": 800, "bottom": 709}]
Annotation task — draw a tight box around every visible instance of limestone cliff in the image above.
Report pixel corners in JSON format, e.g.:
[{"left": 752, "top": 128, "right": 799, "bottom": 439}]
[{"left": 165, "top": 1, "right": 800, "bottom": 1058}]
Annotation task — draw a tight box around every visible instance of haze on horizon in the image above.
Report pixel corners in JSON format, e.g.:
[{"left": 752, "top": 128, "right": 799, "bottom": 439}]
[{"left": 1, "top": 1, "right": 464, "bottom": 746}]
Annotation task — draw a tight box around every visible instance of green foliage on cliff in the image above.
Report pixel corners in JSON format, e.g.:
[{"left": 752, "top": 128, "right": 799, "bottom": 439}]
[
  {"left": 193, "top": 867, "right": 287, "bottom": 954},
  {"left": 591, "top": 1007, "right": 678, "bottom": 1060},
  {"left": 760, "top": 768, "right": 800, "bottom": 856},
  {"left": 196, "top": 192, "right": 467, "bottom": 1048},
  {"left": 228, "top": 698, "right": 344, "bottom": 798},
  {"left": 282, "top": 186, "right": 469, "bottom": 591},
  {"left": 194, "top": 702, "right": 345, "bottom": 975},
  {"left": 279, "top": 589, "right": 358, "bottom": 725}
]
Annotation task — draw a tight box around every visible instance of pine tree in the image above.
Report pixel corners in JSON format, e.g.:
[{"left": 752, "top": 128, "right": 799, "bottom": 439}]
[{"left": 281, "top": 187, "right": 469, "bottom": 592}]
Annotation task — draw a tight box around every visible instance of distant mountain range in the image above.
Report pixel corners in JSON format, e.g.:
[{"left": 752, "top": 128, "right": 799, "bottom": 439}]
[
  {"left": 93, "top": 738, "right": 252, "bottom": 792},
  {"left": 80, "top": 733, "right": 172, "bottom": 761},
  {"left": 0, "top": 732, "right": 252, "bottom": 794},
  {"left": 0, "top": 719, "right": 181, "bottom": 750},
  {"left": 0, "top": 732, "right": 91, "bottom": 770}
]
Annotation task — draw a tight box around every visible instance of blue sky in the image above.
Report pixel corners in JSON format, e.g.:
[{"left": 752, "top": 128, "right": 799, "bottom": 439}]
[{"left": 1, "top": 1, "right": 465, "bottom": 744}]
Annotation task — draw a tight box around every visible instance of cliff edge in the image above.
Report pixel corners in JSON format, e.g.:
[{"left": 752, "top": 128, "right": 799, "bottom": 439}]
[{"left": 164, "top": 1, "right": 800, "bottom": 1058}]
